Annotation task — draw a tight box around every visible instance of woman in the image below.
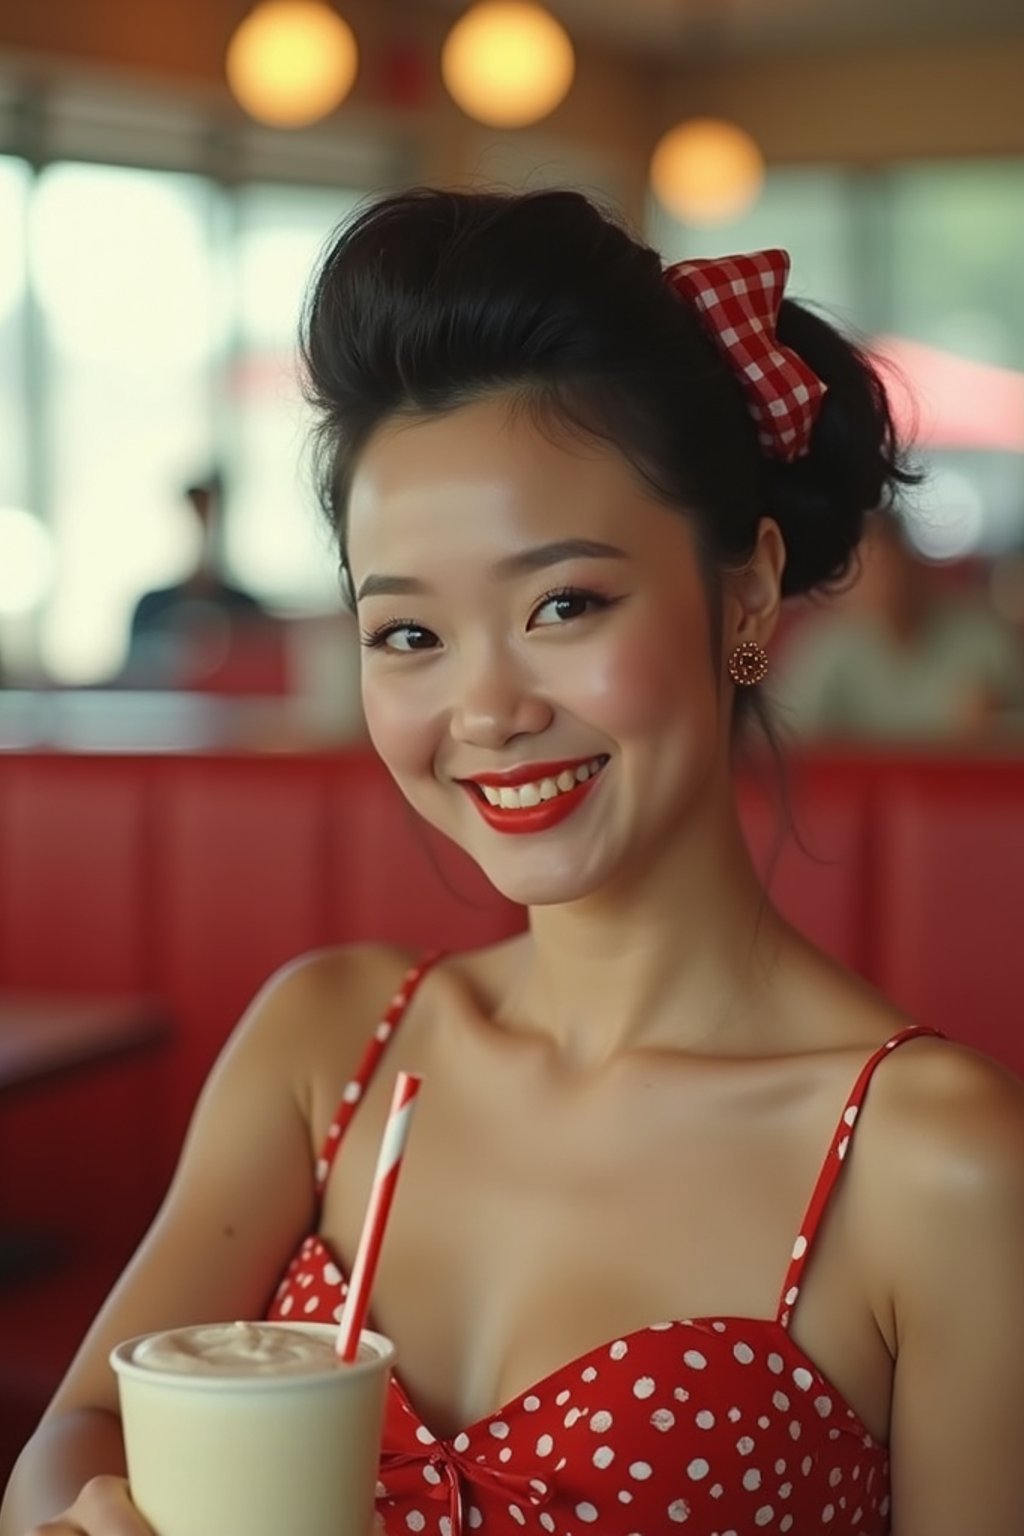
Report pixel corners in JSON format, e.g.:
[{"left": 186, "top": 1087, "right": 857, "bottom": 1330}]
[{"left": 4, "top": 188, "right": 1024, "bottom": 1536}]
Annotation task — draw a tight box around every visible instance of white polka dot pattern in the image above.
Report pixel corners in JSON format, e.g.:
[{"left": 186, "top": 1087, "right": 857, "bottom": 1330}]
[
  {"left": 264, "top": 956, "right": 939, "bottom": 1535},
  {"left": 271, "top": 1254, "right": 890, "bottom": 1536}
]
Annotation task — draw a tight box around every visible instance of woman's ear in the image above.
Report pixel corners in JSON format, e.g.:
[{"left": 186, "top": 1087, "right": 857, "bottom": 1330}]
[{"left": 723, "top": 517, "right": 787, "bottom": 650}]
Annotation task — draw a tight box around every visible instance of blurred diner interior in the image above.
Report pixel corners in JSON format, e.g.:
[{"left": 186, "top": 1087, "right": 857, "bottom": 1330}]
[{"left": 1, "top": 0, "right": 1024, "bottom": 1477}]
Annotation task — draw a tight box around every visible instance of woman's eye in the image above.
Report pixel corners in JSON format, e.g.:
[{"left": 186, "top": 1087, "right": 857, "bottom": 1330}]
[
  {"left": 360, "top": 621, "right": 439, "bottom": 653},
  {"left": 531, "top": 588, "right": 609, "bottom": 627}
]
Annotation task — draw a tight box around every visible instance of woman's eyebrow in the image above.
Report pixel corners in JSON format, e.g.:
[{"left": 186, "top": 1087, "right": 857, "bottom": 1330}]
[{"left": 356, "top": 539, "right": 628, "bottom": 602}]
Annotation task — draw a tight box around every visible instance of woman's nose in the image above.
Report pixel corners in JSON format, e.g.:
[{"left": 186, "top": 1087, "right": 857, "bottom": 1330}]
[{"left": 448, "top": 647, "right": 553, "bottom": 749}]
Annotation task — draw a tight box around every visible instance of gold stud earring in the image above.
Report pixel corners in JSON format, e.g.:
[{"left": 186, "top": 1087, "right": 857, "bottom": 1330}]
[{"left": 727, "top": 641, "right": 769, "bottom": 687}]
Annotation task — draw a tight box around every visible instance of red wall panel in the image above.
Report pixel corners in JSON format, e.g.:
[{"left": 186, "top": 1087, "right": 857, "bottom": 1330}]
[
  {"left": 325, "top": 754, "right": 525, "bottom": 953},
  {"left": 2, "top": 747, "right": 1022, "bottom": 1162},
  {"left": 737, "top": 761, "right": 872, "bottom": 975},
  {"left": 873, "top": 763, "right": 1024, "bottom": 1075},
  {"left": 0, "top": 756, "right": 151, "bottom": 991},
  {"left": 151, "top": 756, "right": 334, "bottom": 1151}
]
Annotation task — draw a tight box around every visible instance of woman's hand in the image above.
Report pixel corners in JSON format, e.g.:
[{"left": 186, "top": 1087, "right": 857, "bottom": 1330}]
[{"left": 24, "top": 1477, "right": 153, "bottom": 1536}]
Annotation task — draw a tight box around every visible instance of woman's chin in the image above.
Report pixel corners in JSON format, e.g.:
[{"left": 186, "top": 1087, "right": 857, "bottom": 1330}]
[
  {"left": 466, "top": 844, "right": 617, "bottom": 911},
  {"left": 408, "top": 790, "right": 620, "bottom": 908}
]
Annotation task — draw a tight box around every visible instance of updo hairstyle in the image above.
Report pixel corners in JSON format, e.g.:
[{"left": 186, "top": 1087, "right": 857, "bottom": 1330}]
[{"left": 300, "top": 186, "right": 914, "bottom": 637}]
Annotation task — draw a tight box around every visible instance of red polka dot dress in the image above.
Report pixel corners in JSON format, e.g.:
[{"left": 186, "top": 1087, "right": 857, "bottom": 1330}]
[{"left": 266, "top": 953, "right": 940, "bottom": 1535}]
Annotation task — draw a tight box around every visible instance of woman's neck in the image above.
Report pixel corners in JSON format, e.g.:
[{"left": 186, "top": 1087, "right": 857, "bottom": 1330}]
[{"left": 494, "top": 787, "right": 788, "bottom": 1071}]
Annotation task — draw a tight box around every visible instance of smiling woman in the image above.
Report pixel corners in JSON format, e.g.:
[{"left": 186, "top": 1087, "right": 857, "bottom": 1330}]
[
  {"left": 5, "top": 188, "right": 1024, "bottom": 1536},
  {"left": 345, "top": 397, "right": 736, "bottom": 909}
]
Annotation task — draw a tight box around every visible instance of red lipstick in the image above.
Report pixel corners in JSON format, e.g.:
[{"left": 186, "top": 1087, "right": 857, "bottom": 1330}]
[{"left": 458, "top": 757, "right": 608, "bottom": 836}]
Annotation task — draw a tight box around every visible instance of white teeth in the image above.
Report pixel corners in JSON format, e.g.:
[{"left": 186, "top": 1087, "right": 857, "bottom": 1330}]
[{"left": 475, "top": 757, "right": 606, "bottom": 812}]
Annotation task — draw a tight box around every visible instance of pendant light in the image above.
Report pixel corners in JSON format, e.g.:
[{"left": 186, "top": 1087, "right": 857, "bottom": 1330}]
[
  {"left": 441, "top": 1, "right": 575, "bottom": 129},
  {"left": 226, "top": 1, "right": 359, "bottom": 128},
  {"left": 650, "top": 117, "right": 764, "bottom": 225}
]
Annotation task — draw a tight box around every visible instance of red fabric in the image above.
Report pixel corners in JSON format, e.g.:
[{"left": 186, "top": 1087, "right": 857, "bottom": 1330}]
[
  {"left": 664, "top": 249, "right": 827, "bottom": 462},
  {"left": 266, "top": 955, "right": 941, "bottom": 1535}
]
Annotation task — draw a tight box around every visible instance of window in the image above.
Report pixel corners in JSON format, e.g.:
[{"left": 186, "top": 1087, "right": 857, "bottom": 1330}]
[
  {"left": 227, "top": 183, "right": 363, "bottom": 610},
  {"left": 34, "top": 163, "right": 221, "bottom": 681},
  {"left": 0, "top": 156, "right": 29, "bottom": 512},
  {"left": 1, "top": 157, "right": 359, "bottom": 684},
  {"left": 885, "top": 161, "right": 1024, "bottom": 557},
  {"left": 3, "top": 144, "right": 1024, "bottom": 685}
]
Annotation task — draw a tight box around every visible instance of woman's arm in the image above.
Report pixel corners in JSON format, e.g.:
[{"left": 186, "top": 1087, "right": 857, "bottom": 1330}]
[
  {"left": 0, "top": 945, "right": 389, "bottom": 1536},
  {"left": 877, "top": 1044, "right": 1024, "bottom": 1534}
]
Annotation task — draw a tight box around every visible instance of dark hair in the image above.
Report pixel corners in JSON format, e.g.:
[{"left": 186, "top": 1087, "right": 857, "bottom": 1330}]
[{"left": 300, "top": 185, "right": 915, "bottom": 633}]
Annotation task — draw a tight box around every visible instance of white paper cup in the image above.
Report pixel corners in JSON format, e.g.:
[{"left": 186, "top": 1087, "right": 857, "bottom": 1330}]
[{"left": 111, "top": 1322, "right": 395, "bottom": 1536}]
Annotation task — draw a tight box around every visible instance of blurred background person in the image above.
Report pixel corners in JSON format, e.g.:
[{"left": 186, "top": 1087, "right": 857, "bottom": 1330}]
[
  {"left": 772, "top": 509, "right": 1024, "bottom": 742},
  {"left": 120, "top": 472, "right": 268, "bottom": 688}
]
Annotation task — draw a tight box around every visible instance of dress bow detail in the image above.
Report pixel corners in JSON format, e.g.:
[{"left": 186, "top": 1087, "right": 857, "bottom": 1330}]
[{"left": 379, "top": 1439, "right": 554, "bottom": 1535}]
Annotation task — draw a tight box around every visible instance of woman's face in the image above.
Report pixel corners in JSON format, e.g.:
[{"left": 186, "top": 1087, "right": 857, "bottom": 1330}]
[{"left": 347, "top": 395, "right": 730, "bottom": 908}]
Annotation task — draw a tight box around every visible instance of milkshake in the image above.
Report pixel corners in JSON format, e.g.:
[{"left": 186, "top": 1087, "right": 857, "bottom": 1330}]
[{"left": 111, "top": 1321, "right": 394, "bottom": 1536}]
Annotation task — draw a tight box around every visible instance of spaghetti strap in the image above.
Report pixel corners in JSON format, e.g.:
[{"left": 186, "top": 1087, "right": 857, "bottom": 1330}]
[
  {"left": 775, "top": 1022, "right": 944, "bottom": 1328},
  {"left": 313, "top": 950, "right": 445, "bottom": 1197}
]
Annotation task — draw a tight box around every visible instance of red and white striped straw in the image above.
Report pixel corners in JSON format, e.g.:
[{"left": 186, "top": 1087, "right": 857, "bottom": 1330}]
[{"left": 335, "top": 1070, "right": 423, "bottom": 1362}]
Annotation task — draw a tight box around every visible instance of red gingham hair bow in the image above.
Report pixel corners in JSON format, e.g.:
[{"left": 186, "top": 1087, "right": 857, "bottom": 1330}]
[{"left": 663, "top": 248, "right": 827, "bottom": 463}]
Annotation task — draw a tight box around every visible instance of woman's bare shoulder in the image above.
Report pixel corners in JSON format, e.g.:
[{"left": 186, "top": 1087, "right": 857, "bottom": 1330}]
[
  {"left": 864, "top": 1029, "right": 1024, "bottom": 1156},
  {"left": 220, "top": 941, "right": 425, "bottom": 1089},
  {"left": 266, "top": 941, "right": 424, "bottom": 1015},
  {"left": 850, "top": 1029, "right": 1024, "bottom": 1314},
  {"left": 790, "top": 942, "right": 1024, "bottom": 1259}
]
